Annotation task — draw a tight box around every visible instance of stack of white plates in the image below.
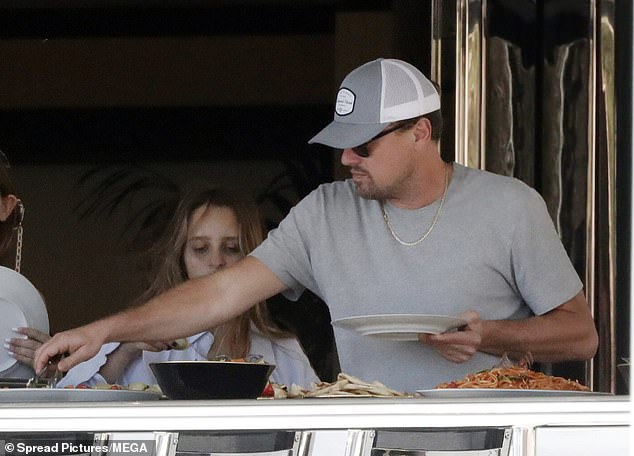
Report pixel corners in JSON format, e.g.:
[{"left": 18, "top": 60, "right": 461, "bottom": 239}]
[
  {"left": 331, "top": 314, "right": 467, "bottom": 341},
  {"left": 0, "top": 266, "right": 49, "bottom": 375}
]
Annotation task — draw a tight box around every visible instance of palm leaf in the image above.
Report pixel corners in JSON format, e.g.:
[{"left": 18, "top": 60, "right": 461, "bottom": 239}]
[
  {"left": 73, "top": 154, "right": 331, "bottom": 249},
  {"left": 73, "top": 164, "right": 181, "bottom": 250}
]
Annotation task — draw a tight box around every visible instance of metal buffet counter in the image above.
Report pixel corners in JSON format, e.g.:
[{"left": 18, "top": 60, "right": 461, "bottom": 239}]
[{"left": 0, "top": 395, "right": 629, "bottom": 456}]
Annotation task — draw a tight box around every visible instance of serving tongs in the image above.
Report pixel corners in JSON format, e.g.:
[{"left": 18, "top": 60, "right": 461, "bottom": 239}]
[{"left": 26, "top": 354, "right": 64, "bottom": 389}]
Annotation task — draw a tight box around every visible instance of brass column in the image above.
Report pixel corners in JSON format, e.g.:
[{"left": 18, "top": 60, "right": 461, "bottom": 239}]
[{"left": 432, "top": 0, "right": 617, "bottom": 392}]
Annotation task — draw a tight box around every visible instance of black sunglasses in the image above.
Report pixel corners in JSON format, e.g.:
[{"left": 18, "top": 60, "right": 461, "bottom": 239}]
[{"left": 350, "top": 123, "right": 408, "bottom": 158}]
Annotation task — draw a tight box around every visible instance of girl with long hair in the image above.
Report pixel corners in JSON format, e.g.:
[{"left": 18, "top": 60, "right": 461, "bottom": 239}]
[{"left": 57, "top": 188, "right": 318, "bottom": 388}]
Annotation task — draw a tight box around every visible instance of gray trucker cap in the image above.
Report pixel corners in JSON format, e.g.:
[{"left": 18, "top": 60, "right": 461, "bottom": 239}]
[{"left": 308, "top": 58, "right": 440, "bottom": 149}]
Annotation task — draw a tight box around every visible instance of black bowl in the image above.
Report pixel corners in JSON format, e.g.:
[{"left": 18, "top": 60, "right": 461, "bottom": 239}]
[{"left": 150, "top": 361, "right": 275, "bottom": 400}]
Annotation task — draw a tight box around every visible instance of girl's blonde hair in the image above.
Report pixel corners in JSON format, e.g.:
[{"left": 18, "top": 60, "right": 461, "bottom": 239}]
[{"left": 137, "top": 187, "right": 292, "bottom": 358}]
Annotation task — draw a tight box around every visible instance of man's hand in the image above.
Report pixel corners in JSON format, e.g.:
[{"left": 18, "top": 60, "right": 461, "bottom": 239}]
[
  {"left": 418, "top": 311, "right": 482, "bottom": 363},
  {"left": 34, "top": 324, "right": 106, "bottom": 374},
  {"left": 418, "top": 292, "right": 598, "bottom": 364}
]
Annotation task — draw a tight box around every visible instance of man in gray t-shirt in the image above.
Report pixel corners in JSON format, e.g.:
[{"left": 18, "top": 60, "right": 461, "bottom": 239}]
[
  {"left": 250, "top": 163, "right": 585, "bottom": 390},
  {"left": 35, "top": 59, "right": 598, "bottom": 392}
]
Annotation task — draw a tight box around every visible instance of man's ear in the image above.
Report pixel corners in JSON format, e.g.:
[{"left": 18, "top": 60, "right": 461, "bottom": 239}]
[
  {"left": 0, "top": 194, "right": 18, "bottom": 222},
  {"left": 412, "top": 117, "right": 433, "bottom": 142}
]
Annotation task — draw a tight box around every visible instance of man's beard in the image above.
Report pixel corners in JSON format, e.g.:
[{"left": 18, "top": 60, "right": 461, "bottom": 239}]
[{"left": 352, "top": 178, "right": 391, "bottom": 201}]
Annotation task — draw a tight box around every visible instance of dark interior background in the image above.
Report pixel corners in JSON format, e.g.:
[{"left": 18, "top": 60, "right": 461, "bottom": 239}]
[
  {"left": 0, "top": 1, "right": 431, "bottom": 166},
  {"left": 0, "top": 0, "right": 433, "bottom": 383}
]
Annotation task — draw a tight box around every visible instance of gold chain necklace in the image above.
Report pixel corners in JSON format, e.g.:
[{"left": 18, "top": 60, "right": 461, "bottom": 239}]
[{"left": 380, "top": 163, "right": 449, "bottom": 247}]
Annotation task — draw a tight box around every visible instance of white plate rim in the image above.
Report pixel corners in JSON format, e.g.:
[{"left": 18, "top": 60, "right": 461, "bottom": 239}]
[
  {"left": 416, "top": 388, "right": 611, "bottom": 398},
  {"left": 0, "top": 299, "right": 28, "bottom": 371},
  {"left": 332, "top": 314, "right": 467, "bottom": 339},
  {"left": 0, "top": 267, "right": 49, "bottom": 373}
]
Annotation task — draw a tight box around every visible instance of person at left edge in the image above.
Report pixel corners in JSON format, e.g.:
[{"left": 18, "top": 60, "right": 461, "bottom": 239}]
[{"left": 0, "top": 151, "right": 51, "bottom": 379}]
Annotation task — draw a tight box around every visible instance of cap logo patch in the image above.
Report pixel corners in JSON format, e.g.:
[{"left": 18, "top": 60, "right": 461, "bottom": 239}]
[{"left": 335, "top": 88, "right": 355, "bottom": 116}]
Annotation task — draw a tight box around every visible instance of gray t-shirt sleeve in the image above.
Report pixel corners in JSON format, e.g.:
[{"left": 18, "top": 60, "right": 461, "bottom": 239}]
[
  {"left": 250, "top": 191, "right": 320, "bottom": 301},
  {"left": 510, "top": 186, "right": 583, "bottom": 315}
]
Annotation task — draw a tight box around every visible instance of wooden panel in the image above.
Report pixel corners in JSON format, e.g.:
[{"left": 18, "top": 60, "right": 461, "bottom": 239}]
[{"left": 0, "top": 36, "right": 334, "bottom": 108}]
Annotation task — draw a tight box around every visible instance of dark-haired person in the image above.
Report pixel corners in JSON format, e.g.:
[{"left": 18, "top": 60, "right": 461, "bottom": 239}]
[
  {"left": 0, "top": 151, "right": 22, "bottom": 258},
  {"left": 0, "top": 151, "right": 51, "bottom": 379}
]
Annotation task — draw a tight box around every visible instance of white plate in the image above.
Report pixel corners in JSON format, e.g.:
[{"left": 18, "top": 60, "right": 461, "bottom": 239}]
[
  {"left": 0, "top": 298, "right": 28, "bottom": 371},
  {"left": 0, "top": 267, "right": 49, "bottom": 373},
  {"left": 416, "top": 388, "right": 610, "bottom": 398},
  {"left": 0, "top": 388, "right": 162, "bottom": 403},
  {"left": 331, "top": 314, "right": 467, "bottom": 341}
]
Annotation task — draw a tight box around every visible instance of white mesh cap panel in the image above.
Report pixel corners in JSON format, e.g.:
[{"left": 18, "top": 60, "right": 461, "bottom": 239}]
[
  {"left": 379, "top": 59, "right": 440, "bottom": 123},
  {"left": 382, "top": 61, "right": 421, "bottom": 108}
]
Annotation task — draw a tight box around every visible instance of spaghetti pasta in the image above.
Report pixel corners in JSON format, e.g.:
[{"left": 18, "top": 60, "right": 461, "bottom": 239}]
[{"left": 435, "top": 364, "right": 590, "bottom": 391}]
